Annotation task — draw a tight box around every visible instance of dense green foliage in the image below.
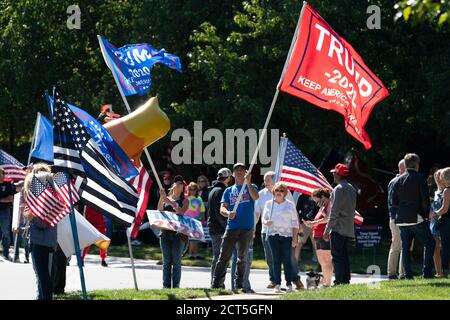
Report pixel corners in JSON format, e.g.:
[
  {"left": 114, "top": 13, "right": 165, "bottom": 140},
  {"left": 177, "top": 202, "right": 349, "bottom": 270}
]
[{"left": 0, "top": 0, "right": 449, "bottom": 173}]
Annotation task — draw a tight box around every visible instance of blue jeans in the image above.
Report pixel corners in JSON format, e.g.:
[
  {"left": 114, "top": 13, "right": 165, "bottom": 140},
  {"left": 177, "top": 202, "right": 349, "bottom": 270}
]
[
  {"left": 268, "top": 234, "right": 293, "bottom": 286},
  {"left": 399, "top": 221, "right": 435, "bottom": 278},
  {"left": 14, "top": 226, "right": 30, "bottom": 261},
  {"left": 231, "top": 239, "right": 253, "bottom": 290},
  {"left": 160, "top": 231, "right": 185, "bottom": 288},
  {"left": 261, "top": 233, "right": 274, "bottom": 282},
  {"left": 290, "top": 245, "right": 300, "bottom": 281},
  {"left": 439, "top": 217, "right": 450, "bottom": 275},
  {"left": 31, "top": 244, "right": 53, "bottom": 300},
  {"left": 0, "top": 208, "right": 11, "bottom": 257}
]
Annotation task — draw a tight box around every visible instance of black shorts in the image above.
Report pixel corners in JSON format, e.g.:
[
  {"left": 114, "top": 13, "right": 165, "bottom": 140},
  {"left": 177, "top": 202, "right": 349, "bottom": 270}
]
[{"left": 315, "top": 237, "right": 331, "bottom": 250}]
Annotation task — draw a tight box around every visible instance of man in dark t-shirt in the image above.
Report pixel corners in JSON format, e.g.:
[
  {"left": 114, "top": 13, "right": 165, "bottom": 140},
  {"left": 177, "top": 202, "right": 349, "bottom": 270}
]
[{"left": 0, "top": 169, "right": 15, "bottom": 260}]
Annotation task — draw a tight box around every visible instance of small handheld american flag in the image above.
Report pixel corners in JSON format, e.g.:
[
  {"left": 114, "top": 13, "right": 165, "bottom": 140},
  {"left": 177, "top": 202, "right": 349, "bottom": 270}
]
[
  {"left": 25, "top": 175, "right": 69, "bottom": 227},
  {"left": 0, "top": 149, "right": 26, "bottom": 182},
  {"left": 53, "top": 172, "right": 80, "bottom": 206}
]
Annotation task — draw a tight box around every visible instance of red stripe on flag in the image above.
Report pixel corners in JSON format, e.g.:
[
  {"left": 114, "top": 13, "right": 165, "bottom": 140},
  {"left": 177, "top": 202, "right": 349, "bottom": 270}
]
[{"left": 130, "top": 166, "right": 152, "bottom": 239}]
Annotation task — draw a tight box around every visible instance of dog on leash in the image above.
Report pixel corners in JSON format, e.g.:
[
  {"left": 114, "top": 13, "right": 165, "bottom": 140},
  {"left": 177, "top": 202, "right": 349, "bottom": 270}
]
[{"left": 305, "top": 271, "right": 323, "bottom": 289}]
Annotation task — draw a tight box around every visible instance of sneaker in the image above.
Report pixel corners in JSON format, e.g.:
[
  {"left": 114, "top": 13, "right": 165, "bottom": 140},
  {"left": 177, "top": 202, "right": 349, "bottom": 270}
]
[
  {"left": 273, "top": 285, "right": 282, "bottom": 293},
  {"left": 266, "top": 281, "right": 276, "bottom": 289},
  {"left": 388, "top": 275, "right": 398, "bottom": 280},
  {"left": 3, "top": 255, "right": 12, "bottom": 262},
  {"left": 101, "top": 260, "right": 108, "bottom": 267},
  {"left": 286, "top": 285, "right": 294, "bottom": 293},
  {"left": 24, "top": 258, "right": 29, "bottom": 264},
  {"left": 293, "top": 278, "right": 305, "bottom": 290}
]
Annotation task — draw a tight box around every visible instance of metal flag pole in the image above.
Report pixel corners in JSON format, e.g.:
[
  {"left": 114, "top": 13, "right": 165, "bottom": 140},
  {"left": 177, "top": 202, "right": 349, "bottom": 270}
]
[
  {"left": 97, "top": 35, "right": 151, "bottom": 290},
  {"left": 232, "top": 2, "right": 308, "bottom": 212},
  {"left": 48, "top": 88, "right": 88, "bottom": 300},
  {"left": 97, "top": 35, "right": 164, "bottom": 192},
  {"left": 13, "top": 113, "right": 41, "bottom": 262}
]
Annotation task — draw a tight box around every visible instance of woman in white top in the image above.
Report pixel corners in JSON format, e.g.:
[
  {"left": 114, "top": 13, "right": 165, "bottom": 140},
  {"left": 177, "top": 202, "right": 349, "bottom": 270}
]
[{"left": 262, "top": 182, "right": 299, "bottom": 293}]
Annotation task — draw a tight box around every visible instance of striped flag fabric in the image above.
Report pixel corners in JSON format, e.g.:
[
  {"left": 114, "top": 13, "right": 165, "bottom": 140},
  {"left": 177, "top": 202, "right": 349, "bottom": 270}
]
[
  {"left": 276, "top": 138, "right": 332, "bottom": 196},
  {"left": 0, "top": 149, "right": 26, "bottom": 182},
  {"left": 25, "top": 175, "right": 68, "bottom": 227},
  {"left": 275, "top": 138, "right": 363, "bottom": 225},
  {"left": 129, "top": 165, "right": 152, "bottom": 239},
  {"left": 354, "top": 210, "right": 364, "bottom": 225},
  {"left": 53, "top": 172, "right": 80, "bottom": 206},
  {"left": 52, "top": 92, "right": 138, "bottom": 227}
]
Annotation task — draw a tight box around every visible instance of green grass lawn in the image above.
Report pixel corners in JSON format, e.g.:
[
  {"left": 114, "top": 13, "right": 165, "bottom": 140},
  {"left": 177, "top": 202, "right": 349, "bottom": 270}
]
[
  {"left": 107, "top": 239, "right": 425, "bottom": 276},
  {"left": 281, "top": 278, "right": 450, "bottom": 300},
  {"left": 55, "top": 288, "right": 233, "bottom": 300}
]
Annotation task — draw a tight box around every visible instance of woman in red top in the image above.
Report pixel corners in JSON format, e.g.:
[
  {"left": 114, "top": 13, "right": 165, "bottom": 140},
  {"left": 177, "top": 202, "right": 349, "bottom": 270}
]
[{"left": 305, "top": 188, "right": 333, "bottom": 287}]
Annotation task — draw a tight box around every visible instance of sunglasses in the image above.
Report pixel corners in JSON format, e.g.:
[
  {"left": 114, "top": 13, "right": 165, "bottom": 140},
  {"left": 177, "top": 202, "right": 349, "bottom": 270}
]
[{"left": 274, "top": 189, "right": 285, "bottom": 193}]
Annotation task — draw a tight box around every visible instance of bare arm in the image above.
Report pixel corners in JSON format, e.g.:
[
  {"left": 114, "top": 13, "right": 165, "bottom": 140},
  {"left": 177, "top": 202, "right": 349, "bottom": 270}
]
[
  {"left": 220, "top": 203, "right": 236, "bottom": 219},
  {"left": 435, "top": 189, "right": 450, "bottom": 216},
  {"left": 245, "top": 174, "right": 259, "bottom": 201},
  {"left": 176, "top": 199, "right": 189, "bottom": 215}
]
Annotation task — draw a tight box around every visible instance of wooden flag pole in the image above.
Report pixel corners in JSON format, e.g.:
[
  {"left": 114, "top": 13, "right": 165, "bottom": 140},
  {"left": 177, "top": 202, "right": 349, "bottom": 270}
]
[
  {"left": 232, "top": 2, "right": 307, "bottom": 212},
  {"left": 48, "top": 88, "right": 88, "bottom": 300}
]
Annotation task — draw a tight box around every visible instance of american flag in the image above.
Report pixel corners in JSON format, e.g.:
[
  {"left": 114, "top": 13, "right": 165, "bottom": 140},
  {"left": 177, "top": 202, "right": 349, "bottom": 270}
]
[
  {"left": 277, "top": 138, "right": 363, "bottom": 225},
  {"left": 129, "top": 165, "right": 152, "bottom": 239},
  {"left": 52, "top": 92, "right": 138, "bottom": 227},
  {"left": 53, "top": 172, "right": 80, "bottom": 206},
  {"left": 277, "top": 138, "right": 332, "bottom": 196},
  {"left": 25, "top": 175, "right": 68, "bottom": 227},
  {"left": 0, "top": 149, "right": 26, "bottom": 182}
]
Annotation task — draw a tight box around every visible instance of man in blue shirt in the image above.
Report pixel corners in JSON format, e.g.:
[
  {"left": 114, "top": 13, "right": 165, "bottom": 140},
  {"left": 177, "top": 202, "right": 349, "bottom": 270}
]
[{"left": 211, "top": 163, "right": 259, "bottom": 292}]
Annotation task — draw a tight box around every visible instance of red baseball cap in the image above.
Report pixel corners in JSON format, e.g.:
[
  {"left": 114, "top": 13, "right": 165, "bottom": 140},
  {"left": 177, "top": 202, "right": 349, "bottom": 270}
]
[{"left": 330, "top": 163, "right": 350, "bottom": 177}]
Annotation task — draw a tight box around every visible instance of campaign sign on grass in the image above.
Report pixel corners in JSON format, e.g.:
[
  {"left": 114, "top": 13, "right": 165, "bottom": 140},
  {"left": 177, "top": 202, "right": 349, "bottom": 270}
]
[
  {"left": 146, "top": 210, "right": 205, "bottom": 241},
  {"left": 355, "top": 225, "right": 383, "bottom": 248}
]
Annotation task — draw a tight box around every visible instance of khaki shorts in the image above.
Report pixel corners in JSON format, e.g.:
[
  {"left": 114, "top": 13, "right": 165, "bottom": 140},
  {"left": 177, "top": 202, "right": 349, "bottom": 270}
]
[{"left": 298, "top": 224, "right": 314, "bottom": 245}]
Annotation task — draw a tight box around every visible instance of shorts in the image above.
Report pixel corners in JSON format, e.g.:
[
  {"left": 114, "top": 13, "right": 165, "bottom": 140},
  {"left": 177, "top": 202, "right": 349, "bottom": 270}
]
[
  {"left": 315, "top": 237, "right": 330, "bottom": 250},
  {"left": 298, "top": 224, "right": 313, "bottom": 244}
]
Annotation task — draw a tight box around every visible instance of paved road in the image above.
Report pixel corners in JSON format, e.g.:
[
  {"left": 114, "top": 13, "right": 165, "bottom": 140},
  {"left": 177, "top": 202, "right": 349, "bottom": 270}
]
[{"left": 0, "top": 252, "right": 387, "bottom": 300}]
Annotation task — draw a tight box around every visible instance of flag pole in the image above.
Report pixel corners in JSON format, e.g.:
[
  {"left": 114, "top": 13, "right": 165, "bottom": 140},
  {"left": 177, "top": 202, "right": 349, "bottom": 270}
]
[
  {"left": 27, "top": 113, "right": 40, "bottom": 166},
  {"left": 49, "top": 88, "right": 88, "bottom": 300},
  {"left": 232, "top": 1, "right": 307, "bottom": 212},
  {"left": 97, "top": 35, "right": 164, "bottom": 192},
  {"left": 97, "top": 35, "right": 145, "bottom": 290},
  {"left": 14, "top": 113, "right": 41, "bottom": 262},
  {"left": 126, "top": 226, "right": 139, "bottom": 290}
]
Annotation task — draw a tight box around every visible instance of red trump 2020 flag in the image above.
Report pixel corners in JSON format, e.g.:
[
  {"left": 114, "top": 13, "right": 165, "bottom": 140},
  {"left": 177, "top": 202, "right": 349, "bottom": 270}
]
[{"left": 279, "top": 4, "right": 389, "bottom": 150}]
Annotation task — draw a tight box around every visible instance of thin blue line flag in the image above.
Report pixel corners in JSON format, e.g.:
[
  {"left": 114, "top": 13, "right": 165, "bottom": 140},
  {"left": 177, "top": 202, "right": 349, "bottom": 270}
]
[{"left": 48, "top": 95, "right": 138, "bottom": 181}]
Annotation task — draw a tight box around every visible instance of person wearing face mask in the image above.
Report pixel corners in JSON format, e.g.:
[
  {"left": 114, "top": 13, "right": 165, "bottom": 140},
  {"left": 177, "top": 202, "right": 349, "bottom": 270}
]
[{"left": 305, "top": 188, "right": 333, "bottom": 287}]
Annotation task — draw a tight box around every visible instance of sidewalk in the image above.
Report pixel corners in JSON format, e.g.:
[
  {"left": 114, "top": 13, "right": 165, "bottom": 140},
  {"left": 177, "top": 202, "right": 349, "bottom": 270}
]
[{"left": 0, "top": 251, "right": 387, "bottom": 300}]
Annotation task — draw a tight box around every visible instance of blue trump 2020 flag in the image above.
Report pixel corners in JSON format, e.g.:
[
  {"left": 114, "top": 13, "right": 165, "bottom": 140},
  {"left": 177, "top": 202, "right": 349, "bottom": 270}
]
[
  {"left": 98, "top": 36, "right": 182, "bottom": 96},
  {"left": 48, "top": 95, "right": 138, "bottom": 181},
  {"left": 30, "top": 113, "right": 54, "bottom": 162}
]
